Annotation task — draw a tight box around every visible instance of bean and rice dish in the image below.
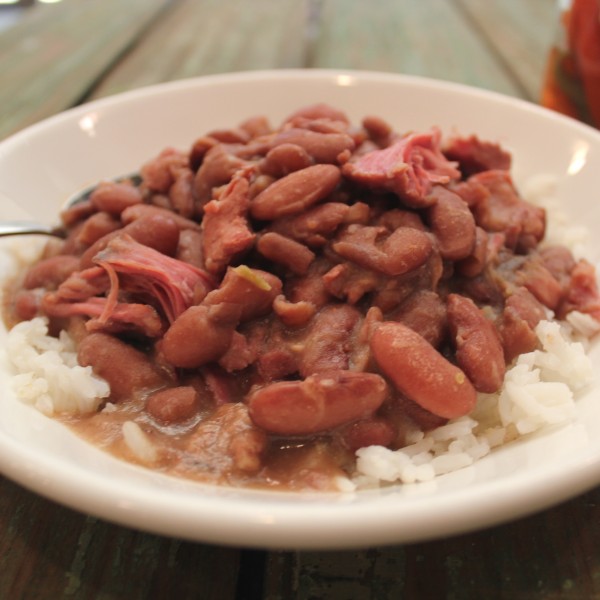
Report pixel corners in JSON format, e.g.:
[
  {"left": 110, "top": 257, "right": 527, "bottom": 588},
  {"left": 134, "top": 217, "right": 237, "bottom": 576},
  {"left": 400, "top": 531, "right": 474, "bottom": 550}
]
[{"left": 2, "top": 103, "right": 599, "bottom": 491}]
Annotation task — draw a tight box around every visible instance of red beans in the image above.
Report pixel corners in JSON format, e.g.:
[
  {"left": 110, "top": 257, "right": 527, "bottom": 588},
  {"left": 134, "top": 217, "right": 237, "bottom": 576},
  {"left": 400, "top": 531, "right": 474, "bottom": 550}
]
[
  {"left": 256, "top": 232, "right": 315, "bottom": 275},
  {"left": 89, "top": 181, "right": 143, "bottom": 215},
  {"left": 250, "top": 164, "right": 341, "bottom": 220},
  {"left": 160, "top": 305, "right": 236, "bottom": 369},
  {"left": 427, "top": 186, "right": 476, "bottom": 260},
  {"left": 260, "top": 143, "right": 313, "bottom": 177},
  {"left": 247, "top": 370, "right": 388, "bottom": 435},
  {"left": 333, "top": 225, "right": 433, "bottom": 277},
  {"left": 23, "top": 255, "right": 80, "bottom": 290},
  {"left": 446, "top": 293, "right": 506, "bottom": 393},
  {"left": 370, "top": 321, "right": 477, "bottom": 419},
  {"left": 79, "top": 214, "right": 180, "bottom": 269},
  {"left": 78, "top": 333, "right": 166, "bottom": 401},
  {"left": 146, "top": 386, "right": 198, "bottom": 423},
  {"left": 270, "top": 129, "right": 355, "bottom": 164}
]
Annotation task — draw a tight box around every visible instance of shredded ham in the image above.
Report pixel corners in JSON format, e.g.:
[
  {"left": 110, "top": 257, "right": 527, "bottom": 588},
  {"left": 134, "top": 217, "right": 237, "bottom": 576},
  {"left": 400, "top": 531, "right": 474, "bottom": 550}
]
[
  {"left": 93, "top": 234, "right": 216, "bottom": 323},
  {"left": 40, "top": 235, "right": 216, "bottom": 336},
  {"left": 342, "top": 128, "right": 460, "bottom": 207}
]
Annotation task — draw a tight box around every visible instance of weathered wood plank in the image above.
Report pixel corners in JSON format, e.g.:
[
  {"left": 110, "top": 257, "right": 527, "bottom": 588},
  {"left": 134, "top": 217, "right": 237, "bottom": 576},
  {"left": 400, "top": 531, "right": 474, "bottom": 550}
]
[
  {"left": 309, "top": 0, "right": 528, "bottom": 98},
  {"left": 87, "top": 0, "right": 309, "bottom": 100},
  {"left": 264, "top": 486, "right": 600, "bottom": 599},
  {"left": 0, "top": 476, "right": 240, "bottom": 599},
  {"left": 453, "top": 0, "right": 557, "bottom": 101},
  {"left": 0, "top": 0, "right": 170, "bottom": 140}
]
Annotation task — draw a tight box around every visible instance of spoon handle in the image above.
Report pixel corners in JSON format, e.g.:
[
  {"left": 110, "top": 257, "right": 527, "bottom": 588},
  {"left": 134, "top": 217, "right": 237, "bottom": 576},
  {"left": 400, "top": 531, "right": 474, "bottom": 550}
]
[{"left": 0, "top": 221, "right": 62, "bottom": 237}]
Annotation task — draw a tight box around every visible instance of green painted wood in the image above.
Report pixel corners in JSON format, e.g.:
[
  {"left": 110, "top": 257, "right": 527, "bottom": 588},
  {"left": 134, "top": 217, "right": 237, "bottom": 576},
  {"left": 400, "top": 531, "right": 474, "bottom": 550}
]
[
  {"left": 87, "top": 0, "right": 309, "bottom": 100},
  {"left": 0, "top": 0, "right": 170, "bottom": 140},
  {"left": 308, "top": 0, "right": 527, "bottom": 98},
  {"left": 453, "top": 0, "right": 558, "bottom": 101}
]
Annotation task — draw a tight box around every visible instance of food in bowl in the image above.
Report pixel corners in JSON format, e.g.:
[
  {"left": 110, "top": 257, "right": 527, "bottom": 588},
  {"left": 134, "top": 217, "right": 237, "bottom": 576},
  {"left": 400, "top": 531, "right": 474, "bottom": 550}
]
[{"left": 2, "top": 103, "right": 598, "bottom": 491}]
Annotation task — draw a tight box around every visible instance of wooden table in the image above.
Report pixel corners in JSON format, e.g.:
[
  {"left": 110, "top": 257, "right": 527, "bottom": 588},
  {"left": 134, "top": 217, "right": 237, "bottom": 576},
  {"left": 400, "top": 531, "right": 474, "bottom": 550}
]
[{"left": 5, "top": 1, "right": 600, "bottom": 598}]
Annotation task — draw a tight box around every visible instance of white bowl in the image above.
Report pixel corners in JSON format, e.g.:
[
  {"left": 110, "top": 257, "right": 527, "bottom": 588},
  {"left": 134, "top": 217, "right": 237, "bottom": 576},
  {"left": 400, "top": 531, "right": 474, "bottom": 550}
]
[{"left": 1, "top": 69, "right": 600, "bottom": 550}]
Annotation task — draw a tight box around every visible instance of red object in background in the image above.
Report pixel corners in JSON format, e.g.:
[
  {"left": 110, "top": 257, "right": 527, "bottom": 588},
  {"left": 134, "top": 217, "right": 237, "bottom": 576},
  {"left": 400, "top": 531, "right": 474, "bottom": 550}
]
[{"left": 541, "top": 0, "right": 600, "bottom": 127}]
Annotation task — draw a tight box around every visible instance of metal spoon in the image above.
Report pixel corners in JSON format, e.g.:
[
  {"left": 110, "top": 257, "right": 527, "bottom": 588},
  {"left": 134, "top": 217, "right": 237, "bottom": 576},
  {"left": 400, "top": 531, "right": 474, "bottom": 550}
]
[{"left": 0, "top": 174, "right": 141, "bottom": 238}]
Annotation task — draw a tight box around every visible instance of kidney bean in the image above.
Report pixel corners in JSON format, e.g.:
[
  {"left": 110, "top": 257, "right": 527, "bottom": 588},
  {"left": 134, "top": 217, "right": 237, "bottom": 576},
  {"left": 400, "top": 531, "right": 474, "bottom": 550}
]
[
  {"left": 160, "top": 305, "right": 237, "bottom": 369},
  {"left": 391, "top": 290, "right": 447, "bottom": 348},
  {"left": 456, "top": 226, "right": 488, "bottom": 278},
  {"left": 11, "top": 289, "right": 44, "bottom": 322},
  {"left": 120, "top": 204, "right": 200, "bottom": 232},
  {"left": 80, "top": 213, "right": 181, "bottom": 269},
  {"left": 189, "top": 136, "right": 219, "bottom": 171},
  {"left": 250, "top": 164, "right": 341, "bottom": 220},
  {"left": 427, "top": 186, "right": 476, "bottom": 260},
  {"left": 362, "top": 115, "right": 393, "bottom": 144},
  {"left": 376, "top": 208, "right": 427, "bottom": 232},
  {"left": 260, "top": 143, "right": 313, "bottom": 177},
  {"left": 78, "top": 332, "right": 166, "bottom": 401},
  {"left": 193, "top": 144, "right": 249, "bottom": 206},
  {"left": 298, "top": 304, "right": 362, "bottom": 377},
  {"left": 239, "top": 115, "right": 272, "bottom": 139},
  {"left": 256, "top": 232, "right": 315, "bottom": 275},
  {"left": 271, "top": 129, "right": 355, "bottom": 164},
  {"left": 370, "top": 321, "right": 477, "bottom": 419},
  {"left": 122, "top": 215, "right": 179, "bottom": 256},
  {"left": 89, "top": 181, "right": 143, "bottom": 216},
  {"left": 393, "top": 393, "right": 448, "bottom": 431},
  {"left": 332, "top": 225, "right": 433, "bottom": 277},
  {"left": 206, "top": 127, "right": 251, "bottom": 145},
  {"left": 343, "top": 201, "right": 371, "bottom": 225},
  {"left": 270, "top": 202, "right": 350, "bottom": 247},
  {"left": 283, "top": 103, "right": 350, "bottom": 125},
  {"left": 499, "top": 287, "right": 546, "bottom": 362},
  {"left": 146, "top": 386, "right": 198, "bottom": 424},
  {"left": 447, "top": 294, "right": 506, "bottom": 393},
  {"left": 169, "top": 168, "right": 195, "bottom": 218},
  {"left": 141, "top": 147, "right": 188, "bottom": 193},
  {"left": 23, "top": 255, "right": 80, "bottom": 290},
  {"left": 338, "top": 417, "right": 395, "bottom": 452},
  {"left": 247, "top": 370, "right": 388, "bottom": 436},
  {"left": 76, "top": 211, "right": 121, "bottom": 246},
  {"left": 204, "top": 266, "right": 282, "bottom": 322},
  {"left": 60, "top": 199, "right": 95, "bottom": 228}
]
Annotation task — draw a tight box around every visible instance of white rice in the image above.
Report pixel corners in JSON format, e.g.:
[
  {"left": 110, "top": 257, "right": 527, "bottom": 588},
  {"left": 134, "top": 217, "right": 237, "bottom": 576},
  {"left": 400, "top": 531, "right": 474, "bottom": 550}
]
[
  {"left": 355, "top": 318, "right": 594, "bottom": 487},
  {"left": 122, "top": 421, "right": 159, "bottom": 464},
  {"left": 5, "top": 317, "right": 110, "bottom": 416}
]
